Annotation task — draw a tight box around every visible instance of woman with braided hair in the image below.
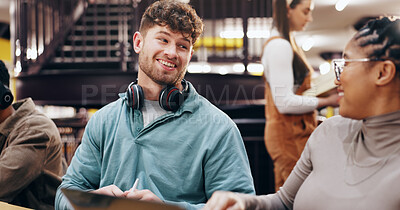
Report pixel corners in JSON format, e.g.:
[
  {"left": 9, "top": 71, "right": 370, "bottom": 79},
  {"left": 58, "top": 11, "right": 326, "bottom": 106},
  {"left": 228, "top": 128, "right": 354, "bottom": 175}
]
[{"left": 204, "top": 16, "right": 400, "bottom": 210}]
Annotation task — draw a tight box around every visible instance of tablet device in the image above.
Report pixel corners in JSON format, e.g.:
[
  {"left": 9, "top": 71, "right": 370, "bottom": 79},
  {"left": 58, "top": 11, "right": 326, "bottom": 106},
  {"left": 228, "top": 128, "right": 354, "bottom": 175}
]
[{"left": 61, "top": 188, "right": 184, "bottom": 210}]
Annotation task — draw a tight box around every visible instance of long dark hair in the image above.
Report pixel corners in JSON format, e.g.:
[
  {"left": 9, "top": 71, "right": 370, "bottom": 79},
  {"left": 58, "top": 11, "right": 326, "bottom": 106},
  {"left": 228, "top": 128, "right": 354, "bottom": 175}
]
[{"left": 272, "top": 0, "right": 313, "bottom": 86}]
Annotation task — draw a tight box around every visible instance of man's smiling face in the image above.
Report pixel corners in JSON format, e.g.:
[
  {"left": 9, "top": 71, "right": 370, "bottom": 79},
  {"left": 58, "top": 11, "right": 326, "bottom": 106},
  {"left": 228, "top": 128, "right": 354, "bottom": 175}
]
[{"left": 135, "top": 25, "right": 193, "bottom": 86}]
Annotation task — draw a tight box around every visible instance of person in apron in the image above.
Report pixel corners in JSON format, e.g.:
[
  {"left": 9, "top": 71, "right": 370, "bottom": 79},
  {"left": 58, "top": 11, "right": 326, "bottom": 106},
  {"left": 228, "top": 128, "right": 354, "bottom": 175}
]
[{"left": 262, "top": 0, "right": 339, "bottom": 191}]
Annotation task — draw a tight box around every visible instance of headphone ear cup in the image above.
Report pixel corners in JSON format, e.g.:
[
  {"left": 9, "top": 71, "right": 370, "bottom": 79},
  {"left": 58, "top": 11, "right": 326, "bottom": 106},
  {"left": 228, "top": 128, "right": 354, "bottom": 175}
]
[
  {"left": 0, "top": 85, "right": 13, "bottom": 110},
  {"left": 126, "top": 83, "right": 144, "bottom": 110},
  {"left": 159, "top": 86, "right": 184, "bottom": 111}
]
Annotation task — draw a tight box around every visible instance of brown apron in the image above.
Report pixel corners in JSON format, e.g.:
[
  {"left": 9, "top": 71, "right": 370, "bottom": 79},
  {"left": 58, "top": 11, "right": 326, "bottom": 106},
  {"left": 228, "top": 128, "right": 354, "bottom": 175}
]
[{"left": 263, "top": 37, "right": 317, "bottom": 191}]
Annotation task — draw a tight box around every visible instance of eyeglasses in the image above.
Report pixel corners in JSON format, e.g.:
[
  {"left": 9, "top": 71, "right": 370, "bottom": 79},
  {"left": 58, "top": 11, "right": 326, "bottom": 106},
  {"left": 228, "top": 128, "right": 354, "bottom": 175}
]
[{"left": 331, "top": 58, "right": 384, "bottom": 81}]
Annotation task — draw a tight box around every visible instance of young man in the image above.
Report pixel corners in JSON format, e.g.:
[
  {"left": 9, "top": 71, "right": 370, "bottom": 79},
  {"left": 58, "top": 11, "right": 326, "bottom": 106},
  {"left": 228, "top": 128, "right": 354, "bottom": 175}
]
[
  {"left": 55, "top": 1, "right": 255, "bottom": 209},
  {"left": 0, "top": 60, "right": 64, "bottom": 210}
]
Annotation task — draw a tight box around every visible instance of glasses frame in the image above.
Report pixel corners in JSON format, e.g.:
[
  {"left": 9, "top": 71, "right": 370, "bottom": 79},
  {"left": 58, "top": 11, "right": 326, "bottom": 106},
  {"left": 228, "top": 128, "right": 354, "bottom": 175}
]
[{"left": 331, "top": 58, "right": 384, "bottom": 81}]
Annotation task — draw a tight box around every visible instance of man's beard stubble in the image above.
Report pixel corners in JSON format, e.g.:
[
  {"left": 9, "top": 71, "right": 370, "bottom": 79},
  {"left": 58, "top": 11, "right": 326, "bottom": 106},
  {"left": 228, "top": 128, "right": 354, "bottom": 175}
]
[{"left": 138, "top": 51, "right": 187, "bottom": 87}]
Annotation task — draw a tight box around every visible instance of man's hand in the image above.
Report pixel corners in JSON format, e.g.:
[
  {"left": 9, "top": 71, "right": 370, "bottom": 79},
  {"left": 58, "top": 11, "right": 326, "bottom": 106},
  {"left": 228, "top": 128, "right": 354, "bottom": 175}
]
[
  {"left": 90, "top": 185, "right": 163, "bottom": 203},
  {"left": 91, "top": 185, "right": 125, "bottom": 197},
  {"left": 124, "top": 189, "right": 163, "bottom": 203}
]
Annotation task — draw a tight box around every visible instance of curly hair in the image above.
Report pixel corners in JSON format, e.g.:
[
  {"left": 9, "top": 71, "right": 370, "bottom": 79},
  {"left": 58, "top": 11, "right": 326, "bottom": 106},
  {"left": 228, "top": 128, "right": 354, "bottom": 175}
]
[
  {"left": 139, "top": 0, "right": 204, "bottom": 45},
  {"left": 354, "top": 17, "right": 400, "bottom": 76}
]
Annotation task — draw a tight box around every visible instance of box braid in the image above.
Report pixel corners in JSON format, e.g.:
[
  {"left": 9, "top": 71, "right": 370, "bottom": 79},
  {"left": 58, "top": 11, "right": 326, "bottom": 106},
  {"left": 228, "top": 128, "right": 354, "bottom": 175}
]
[{"left": 354, "top": 17, "right": 400, "bottom": 77}]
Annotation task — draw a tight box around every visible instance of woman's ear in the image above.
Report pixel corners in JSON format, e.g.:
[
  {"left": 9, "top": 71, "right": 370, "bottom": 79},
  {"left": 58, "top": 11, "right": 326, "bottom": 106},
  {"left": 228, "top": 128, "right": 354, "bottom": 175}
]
[
  {"left": 375, "top": 60, "right": 397, "bottom": 86},
  {"left": 287, "top": 6, "right": 292, "bottom": 19},
  {"left": 133, "top": 32, "right": 143, "bottom": 53}
]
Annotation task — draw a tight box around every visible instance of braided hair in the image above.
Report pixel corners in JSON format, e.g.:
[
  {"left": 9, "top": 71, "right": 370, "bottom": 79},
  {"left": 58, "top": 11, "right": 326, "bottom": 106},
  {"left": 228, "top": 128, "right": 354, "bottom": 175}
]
[{"left": 354, "top": 17, "right": 400, "bottom": 77}]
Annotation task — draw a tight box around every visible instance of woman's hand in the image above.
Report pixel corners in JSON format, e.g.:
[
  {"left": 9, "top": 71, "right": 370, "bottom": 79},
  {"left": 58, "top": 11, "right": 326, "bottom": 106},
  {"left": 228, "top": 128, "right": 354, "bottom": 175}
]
[
  {"left": 203, "top": 191, "right": 245, "bottom": 210},
  {"left": 318, "top": 91, "right": 340, "bottom": 108}
]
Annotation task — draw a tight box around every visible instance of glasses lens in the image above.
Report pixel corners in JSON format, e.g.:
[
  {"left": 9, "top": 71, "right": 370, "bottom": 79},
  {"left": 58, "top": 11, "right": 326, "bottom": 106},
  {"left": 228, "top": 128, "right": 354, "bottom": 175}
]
[{"left": 333, "top": 59, "right": 344, "bottom": 81}]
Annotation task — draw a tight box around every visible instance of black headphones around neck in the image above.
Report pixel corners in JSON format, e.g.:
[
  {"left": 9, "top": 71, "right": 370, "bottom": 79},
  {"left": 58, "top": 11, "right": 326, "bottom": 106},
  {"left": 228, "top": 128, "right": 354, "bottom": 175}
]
[
  {"left": 0, "top": 82, "right": 13, "bottom": 110},
  {"left": 125, "top": 79, "right": 189, "bottom": 112}
]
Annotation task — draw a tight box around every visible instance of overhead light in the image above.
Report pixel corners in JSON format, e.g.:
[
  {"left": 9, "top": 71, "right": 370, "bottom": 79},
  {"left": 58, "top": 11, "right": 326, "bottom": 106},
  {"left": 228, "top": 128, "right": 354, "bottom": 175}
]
[
  {"left": 15, "top": 48, "right": 21, "bottom": 57},
  {"left": 233, "top": 64, "right": 245, "bottom": 73},
  {"left": 319, "top": 62, "right": 331, "bottom": 75},
  {"left": 15, "top": 39, "right": 21, "bottom": 57},
  {"left": 302, "top": 37, "right": 315, "bottom": 51},
  {"left": 247, "top": 63, "right": 264, "bottom": 76},
  {"left": 247, "top": 30, "right": 270, "bottom": 39},
  {"left": 188, "top": 63, "right": 211, "bottom": 73},
  {"left": 14, "top": 61, "right": 22, "bottom": 76},
  {"left": 335, "top": 0, "right": 350, "bottom": 12},
  {"left": 220, "top": 30, "right": 244, "bottom": 39},
  {"left": 218, "top": 67, "right": 229, "bottom": 75},
  {"left": 38, "top": 46, "right": 44, "bottom": 55},
  {"left": 220, "top": 30, "right": 271, "bottom": 39},
  {"left": 26, "top": 48, "right": 38, "bottom": 60}
]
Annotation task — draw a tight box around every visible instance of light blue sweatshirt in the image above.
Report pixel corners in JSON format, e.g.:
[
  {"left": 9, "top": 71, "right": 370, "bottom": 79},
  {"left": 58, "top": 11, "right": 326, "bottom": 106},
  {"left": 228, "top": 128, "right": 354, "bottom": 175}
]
[{"left": 55, "top": 82, "right": 255, "bottom": 209}]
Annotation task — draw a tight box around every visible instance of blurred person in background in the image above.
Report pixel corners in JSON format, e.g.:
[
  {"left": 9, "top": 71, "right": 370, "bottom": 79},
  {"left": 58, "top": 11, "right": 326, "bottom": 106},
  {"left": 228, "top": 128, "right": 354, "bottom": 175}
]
[
  {"left": 262, "top": 0, "right": 339, "bottom": 191},
  {"left": 0, "top": 60, "right": 63, "bottom": 210},
  {"left": 204, "top": 16, "right": 400, "bottom": 210}
]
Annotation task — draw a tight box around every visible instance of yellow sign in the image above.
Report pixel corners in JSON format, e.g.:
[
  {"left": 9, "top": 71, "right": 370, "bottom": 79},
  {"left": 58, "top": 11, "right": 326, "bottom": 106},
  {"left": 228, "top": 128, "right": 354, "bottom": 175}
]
[
  {"left": 194, "top": 37, "right": 243, "bottom": 50},
  {"left": 0, "top": 38, "right": 11, "bottom": 61}
]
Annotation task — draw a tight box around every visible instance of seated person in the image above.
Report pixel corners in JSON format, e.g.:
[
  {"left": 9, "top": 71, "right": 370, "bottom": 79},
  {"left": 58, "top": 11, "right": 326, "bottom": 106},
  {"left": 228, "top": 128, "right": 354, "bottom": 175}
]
[
  {"left": 0, "top": 60, "right": 64, "bottom": 210},
  {"left": 204, "top": 16, "right": 400, "bottom": 210},
  {"left": 55, "top": 1, "right": 255, "bottom": 209}
]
